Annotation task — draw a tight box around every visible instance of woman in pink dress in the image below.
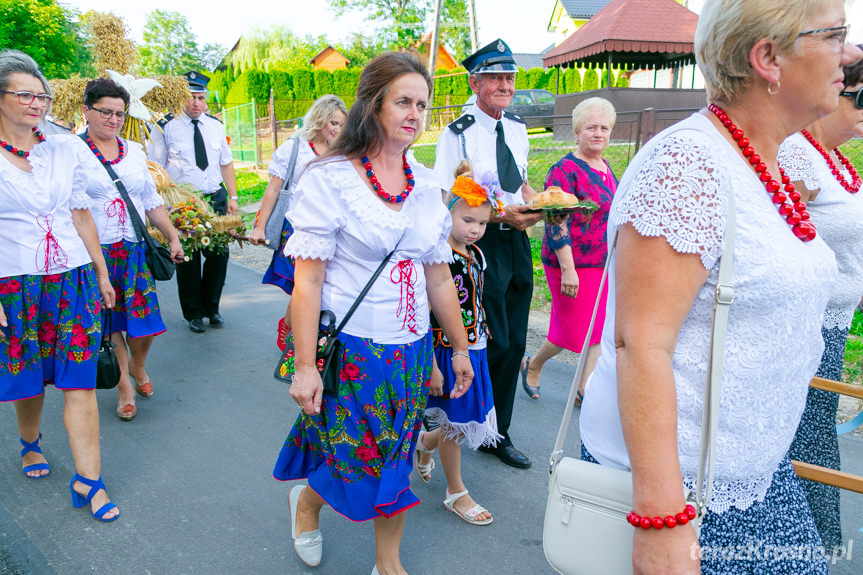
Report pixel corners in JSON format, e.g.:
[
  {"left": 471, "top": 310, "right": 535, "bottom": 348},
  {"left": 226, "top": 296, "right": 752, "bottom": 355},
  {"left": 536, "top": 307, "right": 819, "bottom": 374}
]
[{"left": 520, "top": 97, "right": 616, "bottom": 402}]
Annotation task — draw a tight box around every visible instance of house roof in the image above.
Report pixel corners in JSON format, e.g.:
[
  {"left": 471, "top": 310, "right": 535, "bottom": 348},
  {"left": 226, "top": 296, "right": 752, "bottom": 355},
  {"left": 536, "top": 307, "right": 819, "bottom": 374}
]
[
  {"left": 543, "top": 0, "right": 698, "bottom": 69},
  {"left": 309, "top": 45, "right": 349, "bottom": 65},
  {"left": 513, "top": 45, "right": 554, "bottom": 70},
  {"left": 560, "top": 0, "right": 614, "bottom": 19}
]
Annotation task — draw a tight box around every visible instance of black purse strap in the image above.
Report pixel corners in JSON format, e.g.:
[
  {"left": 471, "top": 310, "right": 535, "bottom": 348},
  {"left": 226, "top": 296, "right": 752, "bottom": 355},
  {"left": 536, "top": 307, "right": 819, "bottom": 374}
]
[
  {"left": 332, "top": 248, "right": 396, "bottom": 337},
  {"left": 79, "top": 133, "right": 153, "bottom": 248},
  {"left": 101, "top": 309, "right": 112, "bottom": 342}
]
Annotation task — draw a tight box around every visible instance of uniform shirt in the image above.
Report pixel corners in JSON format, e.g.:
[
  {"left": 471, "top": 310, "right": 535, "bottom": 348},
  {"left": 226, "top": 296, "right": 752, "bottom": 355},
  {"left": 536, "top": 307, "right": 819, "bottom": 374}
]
[
  {"left": 0, "top": 135, "right": 98, "bottom": 277},
  {"left": 433, "top": 102, "right": 529, "bottom": 205},
  {"left": 82, "top": 140, "right": 165, "bottom": 244},
  {"left": 285, "top": 156, "right": 452, "bottom": 344},
  {"left": 150, "top": 112, "right": 232, "bottom": 194}
]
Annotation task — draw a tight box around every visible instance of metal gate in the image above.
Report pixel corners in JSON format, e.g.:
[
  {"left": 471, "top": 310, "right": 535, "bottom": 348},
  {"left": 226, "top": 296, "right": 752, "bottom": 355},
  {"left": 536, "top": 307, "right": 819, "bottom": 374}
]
[{"left": 221, "top": 101, "right": 258, "bottom": 164}]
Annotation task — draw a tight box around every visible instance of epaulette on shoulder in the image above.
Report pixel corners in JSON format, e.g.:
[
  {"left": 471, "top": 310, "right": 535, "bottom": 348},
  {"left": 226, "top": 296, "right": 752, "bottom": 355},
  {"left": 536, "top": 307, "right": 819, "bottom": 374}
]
[
  {"left": 504, "top": 111, "right": 525, "bottom": 124},
  {"left": 447, "top": 114, "right": 476, "bottom": 135},
  {"left": 156, "top": 113, "right": 174, "bottom": 128},
  {"left": 206, "top": 113, "right": 223, "bottom": 124}
]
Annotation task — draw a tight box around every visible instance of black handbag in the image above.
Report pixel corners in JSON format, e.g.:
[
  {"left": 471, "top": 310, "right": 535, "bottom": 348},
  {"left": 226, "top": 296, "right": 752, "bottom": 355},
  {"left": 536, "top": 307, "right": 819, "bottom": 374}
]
[
  {"left": 274, "top": 249, "right": 395, "bottom": 395},
  {"left": 95, "top": 311, "right": 121, "bottom": 390},
  {"left": 81, "top": 134, "right": 176, "bottom": 281}
]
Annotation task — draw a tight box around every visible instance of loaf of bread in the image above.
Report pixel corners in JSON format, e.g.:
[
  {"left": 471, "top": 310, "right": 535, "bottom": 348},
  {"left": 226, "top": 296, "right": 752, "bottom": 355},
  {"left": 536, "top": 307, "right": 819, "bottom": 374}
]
[{"left": 530, "top": 186, "right": 580, "bottom": 208}]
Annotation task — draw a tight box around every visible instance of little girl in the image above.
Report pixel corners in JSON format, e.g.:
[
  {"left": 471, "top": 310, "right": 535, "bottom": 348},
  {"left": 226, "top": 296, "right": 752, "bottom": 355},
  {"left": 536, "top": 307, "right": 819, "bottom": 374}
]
[{"left": 415, "top": 162, "right": 503, "bottom": 526}]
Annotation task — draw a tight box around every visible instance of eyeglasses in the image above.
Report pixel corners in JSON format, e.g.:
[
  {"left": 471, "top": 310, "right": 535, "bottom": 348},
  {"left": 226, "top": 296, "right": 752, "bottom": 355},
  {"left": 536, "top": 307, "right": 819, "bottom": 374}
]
[
  {"left": 86, "top": 105, "right": 126, "bottom": 121},
  {"left": 840, "top": 87, "right": 863, "bottom": 109},
  {"left": 797, "top": 25, "right": 849, "bottom": 52},
  {"left": 0, "top": 90, "right": 53, "bottom": 106}
]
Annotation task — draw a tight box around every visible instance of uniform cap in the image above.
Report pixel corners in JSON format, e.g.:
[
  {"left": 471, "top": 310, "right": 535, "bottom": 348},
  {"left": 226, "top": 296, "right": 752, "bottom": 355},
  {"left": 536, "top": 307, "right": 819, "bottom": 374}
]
[
  {"left": 461, "top": 39, "right": 517, "bottom": 75},
  {"left": 184, "top": 71, "right": 210, "bottom": 93}
]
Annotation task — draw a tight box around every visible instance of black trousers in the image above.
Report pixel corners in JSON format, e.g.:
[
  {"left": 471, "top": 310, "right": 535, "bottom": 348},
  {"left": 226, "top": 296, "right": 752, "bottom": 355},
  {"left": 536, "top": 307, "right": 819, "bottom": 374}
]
[
  {"left": 176, "top": 186, "right": 229, "bottom": 321},
  {"left": 475, "top": 225, "right": 533, "bottom": 443}
]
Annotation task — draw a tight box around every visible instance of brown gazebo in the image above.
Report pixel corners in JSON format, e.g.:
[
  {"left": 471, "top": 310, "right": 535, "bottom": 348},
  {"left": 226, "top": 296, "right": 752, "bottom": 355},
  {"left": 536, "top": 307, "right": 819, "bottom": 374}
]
[{"left": 543, "top": 0, "right": 698, "bottom": 87}]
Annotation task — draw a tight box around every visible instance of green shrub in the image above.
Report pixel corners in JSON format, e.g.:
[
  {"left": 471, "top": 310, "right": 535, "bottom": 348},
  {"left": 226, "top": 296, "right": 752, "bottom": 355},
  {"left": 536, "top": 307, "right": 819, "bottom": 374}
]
[
  {"left": 313, "top": 69, "right": 334, "bottom": 97},
  {"left": 245, "top": 69, "right": 271, "bottom": 103},
  {"left": 583, "top": 68, "right": 599, "bottom": 91},
  {"left": 269, "top": 70, "right": 293, "bottom": 98},
  {"left": 525, "top": 67, "right": 545, "bottom": 90},
  {"left": 515, "top": 67, "right": 529, "bottom": 89},
  {"left": 563, "top": 68, "right": 582, "bottom": 94},
  {"left": 292, "top": 69, "right": 315, "bottom": 100}
]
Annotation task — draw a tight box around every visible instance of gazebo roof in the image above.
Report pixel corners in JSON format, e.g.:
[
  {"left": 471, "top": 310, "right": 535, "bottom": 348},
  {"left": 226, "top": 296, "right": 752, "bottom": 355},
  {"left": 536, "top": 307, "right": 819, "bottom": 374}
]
[{"left": 543, "top": 0, "right": 698, "bottom": 69}]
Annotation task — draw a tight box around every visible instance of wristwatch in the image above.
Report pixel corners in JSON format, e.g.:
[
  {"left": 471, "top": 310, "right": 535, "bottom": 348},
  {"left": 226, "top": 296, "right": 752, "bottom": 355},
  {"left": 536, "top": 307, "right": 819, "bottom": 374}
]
[{"left": 229, "top": 195, "right": 239, "bottom": 201}]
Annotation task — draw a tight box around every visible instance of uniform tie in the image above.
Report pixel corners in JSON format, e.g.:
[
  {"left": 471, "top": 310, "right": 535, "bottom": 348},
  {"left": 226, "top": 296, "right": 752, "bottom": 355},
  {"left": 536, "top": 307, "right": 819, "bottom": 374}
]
[
  {"left": 495, "top": 120, "right": 523, "bottom": 193},
  {"left": 192, "top": 119, "right": 208, "bottom": 171}
]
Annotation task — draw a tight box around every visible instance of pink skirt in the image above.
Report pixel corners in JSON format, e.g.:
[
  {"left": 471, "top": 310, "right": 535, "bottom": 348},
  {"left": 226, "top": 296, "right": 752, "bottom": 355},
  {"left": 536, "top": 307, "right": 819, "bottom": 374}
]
[{"left": 544, "top": 265, "right": 607, "bottom": 353}]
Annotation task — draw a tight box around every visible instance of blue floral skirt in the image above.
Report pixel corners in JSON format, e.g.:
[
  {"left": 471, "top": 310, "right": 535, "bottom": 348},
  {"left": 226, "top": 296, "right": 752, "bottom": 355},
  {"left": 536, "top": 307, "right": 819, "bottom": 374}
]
[
  {"left": 581, "top": 446, "right": 829, "bottom": 574},
  {"left": 262, "top": 219, "right": 295, "bottom": 295},
  {"left": 425, "top": 346, "right": 500, "bottom": 449},
  {"left": 102, "top": 240, "right": 166, "bottom": 339},
  {"left": 274, "top": 331, "right": 433, "bottom": 521},
  {"left": 0, "top": 265, "right": 101, "bottom": 402}
]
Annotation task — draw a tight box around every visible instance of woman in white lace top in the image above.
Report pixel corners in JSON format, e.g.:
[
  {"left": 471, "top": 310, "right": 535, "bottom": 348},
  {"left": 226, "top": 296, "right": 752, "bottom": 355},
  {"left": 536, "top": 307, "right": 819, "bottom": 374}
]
[
  {"left": 777, "top": 50, "right": 863, "bottom": 552},
  {"left": 271, "top": 53, "right": 473, "bottom": 575},
  {"left": 577, "top": 2, "right": 861, "bottom": 573}
]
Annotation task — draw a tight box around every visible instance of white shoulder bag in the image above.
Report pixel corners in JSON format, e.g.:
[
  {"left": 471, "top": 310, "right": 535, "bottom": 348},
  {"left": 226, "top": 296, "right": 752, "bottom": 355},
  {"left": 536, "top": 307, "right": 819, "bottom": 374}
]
[{"left": 542, "top": 182, "right": 736, "bottom": 574}]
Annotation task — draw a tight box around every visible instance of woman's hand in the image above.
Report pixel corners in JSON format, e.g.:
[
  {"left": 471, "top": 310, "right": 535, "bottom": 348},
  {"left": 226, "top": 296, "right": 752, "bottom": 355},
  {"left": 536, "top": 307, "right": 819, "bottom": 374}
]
[
  {"left": 448, "top": 353, "right": 473, "bottom": 399},
  {"left": 290, "top": 365, "right": 324, "bottom": 415},
  {"left": 561, "top": 267, "right": 579, "bottom": 298},
  {"left": 169, "top": 237, "right": 185, "bottom": 263},
  {"left": 96, "top": 274, "right": 116, "bottom": 310},
  {"left": 633, "top": 524, "right": 700, "bottom": 574},
  {"left": 0, "top": 302, "right": 7, "bottom": 338},
  {"left": 429, "top": 362, "right": 444, "bottom": 396},
  {"left": 249, "top": 225, "right": 267, "bottom": 246}
]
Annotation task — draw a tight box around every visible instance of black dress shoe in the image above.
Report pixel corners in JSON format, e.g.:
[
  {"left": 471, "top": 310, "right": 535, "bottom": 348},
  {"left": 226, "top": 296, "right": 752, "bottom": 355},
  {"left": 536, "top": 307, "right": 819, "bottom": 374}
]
[
  {"left": 188, "top": 318, "right": 206, "bottom": 333},
  {"left": 208, "top": 313, "right": 224, "bottom": 327},
  {"left": 478, "top": 443, "right": 531, "bottom": 469}
]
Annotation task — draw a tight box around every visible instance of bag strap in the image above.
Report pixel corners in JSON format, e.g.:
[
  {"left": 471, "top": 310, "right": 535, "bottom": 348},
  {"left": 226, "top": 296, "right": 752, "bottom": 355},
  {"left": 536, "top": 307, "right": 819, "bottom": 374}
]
[
  {"left": 101, "top": 309, "right": 112, "bottom": 342},
  {"left": 79, "top": 133, "right": 150, "bottom": 245},
  {"left": 548, "top": 186, "right": 736, "bottom": 521},
  {"left": 331, "top": 248, "right": 396, "bottom": 337},
  {"left": 282, "top": 136, "right": 301, "bottom": 192}
]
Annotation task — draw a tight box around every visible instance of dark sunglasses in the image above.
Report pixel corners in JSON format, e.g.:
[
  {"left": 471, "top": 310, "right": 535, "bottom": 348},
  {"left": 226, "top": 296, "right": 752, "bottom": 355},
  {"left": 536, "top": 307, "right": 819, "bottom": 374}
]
[{"left": 840, "top": 87, "right": 863, "bottom": 109}]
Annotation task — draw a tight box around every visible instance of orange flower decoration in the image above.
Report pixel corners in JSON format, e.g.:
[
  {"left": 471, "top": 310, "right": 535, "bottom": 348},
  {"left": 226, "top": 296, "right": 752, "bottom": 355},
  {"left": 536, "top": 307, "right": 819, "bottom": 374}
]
[{"left": 451, "top": 176, "right": 489, "bottom": 207}]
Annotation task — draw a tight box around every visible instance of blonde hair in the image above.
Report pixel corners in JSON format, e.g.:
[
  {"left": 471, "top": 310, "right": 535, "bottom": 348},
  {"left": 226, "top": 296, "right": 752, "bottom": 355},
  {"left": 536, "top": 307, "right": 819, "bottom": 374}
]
[
  {"left": 444, "top": 160, "right": 494, "bottom": 217},
  {"left": 571, "top": 97, "right": 616, "bottom": 134},
  {"left": 299, "top": 94, "right": 347, "bottom": 141},
  {"left": 695, "top": 0, "right": 820, "bottom": 102}
]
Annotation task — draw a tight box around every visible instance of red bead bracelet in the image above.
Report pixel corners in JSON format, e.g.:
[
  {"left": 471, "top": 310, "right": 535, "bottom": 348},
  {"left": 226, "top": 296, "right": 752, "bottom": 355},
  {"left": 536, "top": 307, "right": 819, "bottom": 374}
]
[{"left": 627, "top": 504, "right": 697, "bottom": 530}]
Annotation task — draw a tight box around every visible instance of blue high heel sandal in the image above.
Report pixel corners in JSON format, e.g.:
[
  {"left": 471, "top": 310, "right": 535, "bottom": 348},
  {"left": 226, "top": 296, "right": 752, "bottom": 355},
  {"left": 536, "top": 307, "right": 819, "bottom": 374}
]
[
  {"left": 20, "top": 434, "right": 50, "bottom": 479},
  {"left": 69, "top": 474, "right": 119, "bottom": 522}
]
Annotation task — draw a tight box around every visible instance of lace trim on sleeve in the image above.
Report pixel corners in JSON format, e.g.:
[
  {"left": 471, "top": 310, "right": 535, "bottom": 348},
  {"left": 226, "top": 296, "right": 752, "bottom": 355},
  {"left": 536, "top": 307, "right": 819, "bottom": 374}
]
[
  {"left": 69, "top": 190, "right": 92, "bottom": 211},
  {"left": 776, "top": 138, "right": 820, "bottom": 192},
  {"left": 141, "top": 186, "right": 165, "bottom": 212},
  {"left": 611, "top": 135, "right": 725, "bottom": 270},
  {"left": 420, "top": 238, "right": 454, "bottom": 264},
  {"left": 285, "top": 229, "right": 336, "bottom": 261}
]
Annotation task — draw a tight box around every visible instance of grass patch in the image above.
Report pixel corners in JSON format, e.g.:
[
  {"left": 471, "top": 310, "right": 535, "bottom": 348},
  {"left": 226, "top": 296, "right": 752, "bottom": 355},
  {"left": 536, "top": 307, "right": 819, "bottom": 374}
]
[
  {"left": 236, "top": 169, "right": 268, "bottom": 205},
  {"left": 845, "top": 309, "right": 863, "bottom": 385},
  {"left": 530, "top": 236, "right": 552, "bottom": 312}
]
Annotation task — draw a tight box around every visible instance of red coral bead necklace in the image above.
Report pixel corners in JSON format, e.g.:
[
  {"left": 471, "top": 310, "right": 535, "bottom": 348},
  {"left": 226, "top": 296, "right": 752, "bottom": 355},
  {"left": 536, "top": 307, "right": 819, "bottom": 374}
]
[
  {"left": 308, "top": 140, "right": 319, "bottom": 156},
  {"left": 361, "top": 152, "right": 415, "bottom": 203},
  {"left": 708, "top": 103, "right": 816, "bottom": 242},
  {"left": 85, "top": 131, "right": 125, "bottom": 165},
  {"left": 800, "top": 129, "right": 860, "bottom": 194},
  {"left": 0, "top": 126, "right": 46, "bottom": 158}
]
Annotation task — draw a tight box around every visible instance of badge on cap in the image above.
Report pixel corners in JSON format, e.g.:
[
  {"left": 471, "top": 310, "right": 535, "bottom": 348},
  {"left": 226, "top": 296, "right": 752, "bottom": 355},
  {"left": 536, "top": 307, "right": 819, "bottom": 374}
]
[
  {"left": 497, "top": 40, "right": 505, "bottom": 53},
  {"left": 190, "top": 72, "right": 197, "bottom": 79}
]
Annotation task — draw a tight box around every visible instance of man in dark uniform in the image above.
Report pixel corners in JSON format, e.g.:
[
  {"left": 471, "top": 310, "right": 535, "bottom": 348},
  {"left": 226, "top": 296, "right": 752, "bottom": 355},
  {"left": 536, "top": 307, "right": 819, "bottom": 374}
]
[
  {"left": 150, "top": 71, "right": 238, "bottom": 333},
  {"left": 434, "top": 39, "right": 545, "bottom": 469}
]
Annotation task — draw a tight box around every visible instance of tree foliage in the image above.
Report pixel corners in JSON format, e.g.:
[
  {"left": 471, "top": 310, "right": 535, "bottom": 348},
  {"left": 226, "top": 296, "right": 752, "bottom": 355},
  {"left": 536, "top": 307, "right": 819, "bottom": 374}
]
[
  {"left": 0, "top": 0, "right": 91, "bottom": 78},
  {"left": 230, "top": 27, "right": 329, "bottom": 72},
  {"left": 138, "top": 10, "right": 224, "bottom": 75}
]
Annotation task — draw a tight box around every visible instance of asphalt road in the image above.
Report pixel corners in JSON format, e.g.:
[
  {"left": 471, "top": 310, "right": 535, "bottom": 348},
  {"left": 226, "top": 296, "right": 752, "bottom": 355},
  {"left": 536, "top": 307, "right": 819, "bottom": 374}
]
[{"left": 1, "top": 261, "right": 862, "bottom": 574}]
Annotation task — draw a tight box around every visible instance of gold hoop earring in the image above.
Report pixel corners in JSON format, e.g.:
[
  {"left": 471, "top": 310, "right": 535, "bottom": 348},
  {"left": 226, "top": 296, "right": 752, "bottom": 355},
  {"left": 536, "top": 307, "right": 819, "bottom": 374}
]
[{"left": 767, "top": 81, "right": 780, "bottom": 95}]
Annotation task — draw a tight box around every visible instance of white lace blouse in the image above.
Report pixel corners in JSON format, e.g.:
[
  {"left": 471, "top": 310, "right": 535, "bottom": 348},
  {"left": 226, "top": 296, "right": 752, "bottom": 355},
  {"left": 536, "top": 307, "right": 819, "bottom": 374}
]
[
  {"left": 0, "top": 135, "right": 99, "bottom": 277},
  {"left": 285, "top": 155, "right": 453, "bottom": 344},
  {"left": 579, "top": 113, "right": 838, "bottom": 513},
  {"left": 778, "top": 132, "right": 863, "bottom": 331},
  {"left": 82, "top": 140, "right": 165, "bottom": 245}
]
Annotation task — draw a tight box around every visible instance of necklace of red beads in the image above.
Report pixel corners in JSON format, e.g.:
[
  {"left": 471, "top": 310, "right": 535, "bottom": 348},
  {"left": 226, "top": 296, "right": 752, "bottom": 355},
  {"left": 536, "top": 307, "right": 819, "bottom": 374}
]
[
  {"left": 308, "top": 140, "right": 319, "bottom": 156},
  {"left": 85, "top": 132, "right": 126, "bottom": 165},
  {"left": 0, "top": 127, "right": 46, "bottom": 158},
  {"left": 708, "top": 103, "right": 816, "bottom": 242},
  {"left": 800, "top": 129, "right": 861, "bottom": 194},
  {"left": 361, "top": 153, "right": 414, "bottom": 203}
]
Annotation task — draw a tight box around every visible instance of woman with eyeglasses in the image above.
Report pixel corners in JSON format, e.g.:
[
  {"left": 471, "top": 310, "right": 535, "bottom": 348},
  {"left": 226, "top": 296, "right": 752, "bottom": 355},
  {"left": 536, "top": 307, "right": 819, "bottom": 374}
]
[
  {"left": 776, "top": 45, "right": 863, "bottom": 553},
  {"left": 575, "top": 1, "right": 861, "bottom": 573},
  {"left": 0, "top": 50, "right": 120, "bottom": 521},
  {"left": 79, "top": 77, "right": 184, "bottom": 422}
]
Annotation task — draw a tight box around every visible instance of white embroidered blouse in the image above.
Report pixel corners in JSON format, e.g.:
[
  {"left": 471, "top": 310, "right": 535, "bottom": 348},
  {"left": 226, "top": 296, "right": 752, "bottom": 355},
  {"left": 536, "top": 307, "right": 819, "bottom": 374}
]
[
  {"left": 778, "top": 131, "right": 863, "bottom": 331},
  {"left": 285, "top": 155, "right": 452, "bottom": 344},
  {"left": 82, "top": 139, "right": 165, "bottom": 245},
  {"left": 0, "top": 135, "right": 100, "bottom": 277},
  {"left": 579, "top": 113, "right": 838, "bottom": 513}
]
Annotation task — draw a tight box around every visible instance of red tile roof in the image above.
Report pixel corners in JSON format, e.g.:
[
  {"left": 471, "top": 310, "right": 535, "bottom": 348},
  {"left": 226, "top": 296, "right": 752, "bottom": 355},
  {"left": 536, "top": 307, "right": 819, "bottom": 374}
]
[{"left": 544, "top": 0, "right": 698, "bottom": 68}]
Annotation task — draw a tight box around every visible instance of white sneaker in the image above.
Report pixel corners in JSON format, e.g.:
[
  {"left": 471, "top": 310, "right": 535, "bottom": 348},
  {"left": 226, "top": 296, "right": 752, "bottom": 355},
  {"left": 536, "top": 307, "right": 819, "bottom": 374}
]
[{"left": 289, "top": 484, "right": 322, "bottom": 567}]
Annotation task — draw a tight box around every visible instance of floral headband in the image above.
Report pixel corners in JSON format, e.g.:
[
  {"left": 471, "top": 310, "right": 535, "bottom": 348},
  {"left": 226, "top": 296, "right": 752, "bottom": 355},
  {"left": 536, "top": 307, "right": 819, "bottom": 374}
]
[{"left": 448, "top": 175, "right": 506, "bottom": 217}]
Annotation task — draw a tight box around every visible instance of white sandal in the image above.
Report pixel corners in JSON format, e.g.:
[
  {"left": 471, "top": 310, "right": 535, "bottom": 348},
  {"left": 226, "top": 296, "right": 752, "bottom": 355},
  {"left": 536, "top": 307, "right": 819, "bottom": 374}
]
[
  {"left": 414, "top": 430, "right": 435, "bottom": 482},
  {"left": 443, "top": 489, "right": 493, "bottom": 526}
]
